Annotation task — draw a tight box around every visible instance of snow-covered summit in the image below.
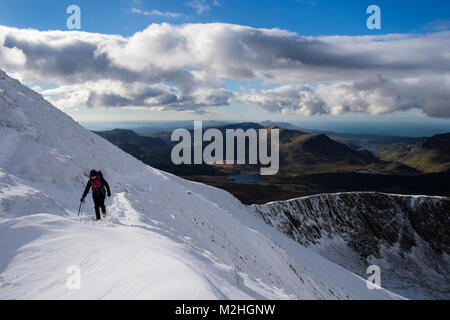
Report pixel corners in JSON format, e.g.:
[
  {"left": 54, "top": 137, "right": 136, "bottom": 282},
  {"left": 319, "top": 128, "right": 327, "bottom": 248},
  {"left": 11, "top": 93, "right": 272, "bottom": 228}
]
[{"left": 0, "top": 69, "right": 402, "bottom": 299}]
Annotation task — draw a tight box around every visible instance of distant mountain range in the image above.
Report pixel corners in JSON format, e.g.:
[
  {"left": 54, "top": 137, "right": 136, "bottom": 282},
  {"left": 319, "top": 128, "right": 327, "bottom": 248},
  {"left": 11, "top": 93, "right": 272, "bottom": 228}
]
[
  {"left": 96, "top": 123, "right": 383, "bottom": 175},
  {"left": 96, "top": 122, "right": 450, "bottom": 175},
  {"left": 261, "top": 120, "right": 427, "bottom": 151},
  {"left": 94, "top": 123, "right": 450, "bottom": 203}
]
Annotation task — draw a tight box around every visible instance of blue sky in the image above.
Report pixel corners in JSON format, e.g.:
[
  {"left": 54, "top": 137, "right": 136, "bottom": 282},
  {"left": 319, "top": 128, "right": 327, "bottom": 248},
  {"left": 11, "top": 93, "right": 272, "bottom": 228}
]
[
  {"left": 0, "top": 0, "right": 449, "bottom": 128},
  {"left": 1, "top": 0, "right": 449, "bottom": 36}
]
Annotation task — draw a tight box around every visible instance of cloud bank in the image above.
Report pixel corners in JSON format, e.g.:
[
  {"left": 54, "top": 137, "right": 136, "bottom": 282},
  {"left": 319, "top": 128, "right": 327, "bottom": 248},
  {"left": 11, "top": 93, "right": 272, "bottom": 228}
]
[{"left": 0, "top": 23, "right": 449, "bottom": 117}]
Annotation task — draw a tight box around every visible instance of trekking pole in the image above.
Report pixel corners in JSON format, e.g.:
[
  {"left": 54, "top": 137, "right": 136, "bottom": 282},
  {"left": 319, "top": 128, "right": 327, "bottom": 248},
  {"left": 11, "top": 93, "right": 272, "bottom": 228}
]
[{"left": 78, "top": 200, "right": 84, "bottom": 217}]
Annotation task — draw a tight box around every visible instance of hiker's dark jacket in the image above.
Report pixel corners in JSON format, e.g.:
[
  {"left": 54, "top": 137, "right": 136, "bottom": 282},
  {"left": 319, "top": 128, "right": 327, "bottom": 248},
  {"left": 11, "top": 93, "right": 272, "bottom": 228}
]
[{"left": 82, "top": 176, "right": 111, "bottom": 199}]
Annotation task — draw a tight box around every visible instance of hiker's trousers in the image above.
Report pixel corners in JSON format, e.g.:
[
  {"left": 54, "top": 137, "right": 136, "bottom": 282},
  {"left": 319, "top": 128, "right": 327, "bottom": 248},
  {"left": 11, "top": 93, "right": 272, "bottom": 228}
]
[{"left": 92, "top": 190, "right": 106, "bottom": 220}]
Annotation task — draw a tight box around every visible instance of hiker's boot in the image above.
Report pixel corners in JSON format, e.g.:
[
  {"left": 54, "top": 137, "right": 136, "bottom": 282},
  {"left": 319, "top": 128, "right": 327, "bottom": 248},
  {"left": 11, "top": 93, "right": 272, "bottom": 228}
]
[{"left": 102, "top": 210, "right": 107, "bottom": 218}]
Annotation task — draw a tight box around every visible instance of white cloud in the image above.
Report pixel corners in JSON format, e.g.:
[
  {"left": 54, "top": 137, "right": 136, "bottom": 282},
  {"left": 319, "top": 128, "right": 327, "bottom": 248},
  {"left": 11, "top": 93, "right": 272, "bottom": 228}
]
[
  {"left": 238, "top": 75, "right": 450, "bottom": 118},
  {"left": 40, "top": 79, "right": 233, "bottom": 111},
  {"left": 0, "top": 24, "right": 449, "bottom": 117},
  {"left": 185, "top": 0, "right": 219, "bottom": 14}
]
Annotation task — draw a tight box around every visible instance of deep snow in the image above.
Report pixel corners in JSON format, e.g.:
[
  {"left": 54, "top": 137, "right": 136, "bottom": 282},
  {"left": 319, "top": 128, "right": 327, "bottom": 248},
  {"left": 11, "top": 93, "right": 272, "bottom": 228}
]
[{"left": 0, "top": 69, "right": 402, "bottom": 299}]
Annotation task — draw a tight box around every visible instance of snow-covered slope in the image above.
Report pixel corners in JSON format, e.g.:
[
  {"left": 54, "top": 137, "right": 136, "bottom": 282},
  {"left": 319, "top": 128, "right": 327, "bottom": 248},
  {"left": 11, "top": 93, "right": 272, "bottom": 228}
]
[
  {"left": 0, "top": 69, "right": 402, "bottom": 299},
  {"left": 250, "top": 193, "right": 450, "bottom": 299}
]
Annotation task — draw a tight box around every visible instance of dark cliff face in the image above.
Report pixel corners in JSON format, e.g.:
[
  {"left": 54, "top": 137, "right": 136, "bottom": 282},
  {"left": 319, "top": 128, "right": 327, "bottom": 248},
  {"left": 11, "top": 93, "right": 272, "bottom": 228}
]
[
  {"left": 420, "top": 133, "right": 450, "bottom": 152},
  {"left": 249, "top": 192, "right": 450, "bottom": 299}
]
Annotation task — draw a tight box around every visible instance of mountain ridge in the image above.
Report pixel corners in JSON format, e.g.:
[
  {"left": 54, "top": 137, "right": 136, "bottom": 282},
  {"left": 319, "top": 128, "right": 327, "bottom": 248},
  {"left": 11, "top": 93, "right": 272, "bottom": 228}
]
[{"left": 249, "top": 192, "right": 450, "bottom": 299}]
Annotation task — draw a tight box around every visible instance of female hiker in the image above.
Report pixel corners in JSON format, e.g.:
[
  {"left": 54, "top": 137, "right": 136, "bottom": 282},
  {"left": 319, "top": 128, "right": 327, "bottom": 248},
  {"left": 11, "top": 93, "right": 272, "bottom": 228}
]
[{"left": 81, "top": 170, "right": 111, "bottom": 221}]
